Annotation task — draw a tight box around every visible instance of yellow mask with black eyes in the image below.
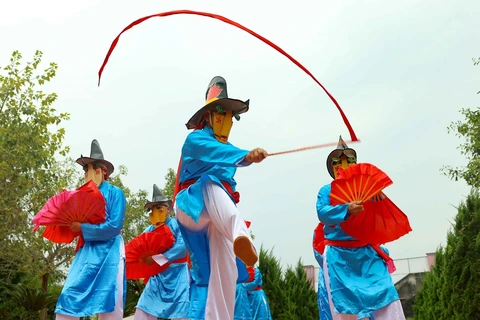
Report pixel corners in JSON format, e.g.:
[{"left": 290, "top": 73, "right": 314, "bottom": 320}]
[
  {"left": 211, "top": 110, "right": 233, "bottom": 144},
  {"left": 332, "top": 154, "right": 357, "bottom": 178},
  {"left": 149, "top": 205, "right": 168, "bottom": 227}
]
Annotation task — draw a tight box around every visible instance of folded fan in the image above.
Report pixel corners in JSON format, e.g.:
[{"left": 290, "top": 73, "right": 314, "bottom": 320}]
[
  {"left": 330, "top": 163, "right": 411, "bottom": 244},
  {"left": 32, "top": 180, "right": 106, "bottom": 244},
  {"left": 125, "top": 224, "right": 176, "bottom": 280},
  {"left": 340, "top": 192, "right": 412, "bottom": 244},
  {"left": 330, "top": 163, "right": 393, "bottom": 203}
]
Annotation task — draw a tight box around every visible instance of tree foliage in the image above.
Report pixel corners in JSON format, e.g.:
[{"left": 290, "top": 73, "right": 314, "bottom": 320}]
[
  {"left": 259, "top": 246, "right": 318, "bottom": 320},
  {"left": 442, "top": 59, "right": 480, "bottom": 188},
  {"left": 0, "top": 50, "right": 75, "bottom": 319},
  {"left": 414, "top": 191, "right": 480, "bottom": 319}
]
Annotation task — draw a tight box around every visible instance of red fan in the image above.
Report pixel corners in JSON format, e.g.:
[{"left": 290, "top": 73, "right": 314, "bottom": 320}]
[
  {"left": 32, "top": 180, "right": 106, "bottom": 244},
  {"left": 126, "top": 224, "right": 176, "bottom": 280},
  {"left": 340, "top": 192, "right": 412, "bottom": 244},
  {"left": 330, "top": 163, "right": 393, "bottom": 204}
]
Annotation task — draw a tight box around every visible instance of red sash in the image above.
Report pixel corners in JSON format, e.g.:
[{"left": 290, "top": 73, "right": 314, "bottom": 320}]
[{"left": 179, "top": 179, "right": 240, "bottom": 203}]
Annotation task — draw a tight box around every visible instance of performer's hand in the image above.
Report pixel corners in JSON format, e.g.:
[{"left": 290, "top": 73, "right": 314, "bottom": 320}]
[
  {"left": 348, "top": 201, "right": 364, "bottom": 216},
  {"left": 70, "top": 222, "right": 81, "bottom": 232},
  {"left": 246, "top": 148, "right": 268, "bottom": 163},
  {"left": 142, "top": 256, "right": 155, "bottom": 266}
]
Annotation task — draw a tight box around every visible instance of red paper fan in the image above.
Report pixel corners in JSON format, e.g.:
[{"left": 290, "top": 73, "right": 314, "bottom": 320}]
[
  {"left": 340, "top": 192, "right": 412, "bottom": 244},
  {"left": 125, "top": 224, "right": 176, "bottom": 280},
  {"left": 331, "top": 163, "right": 393, "bottom": 203},
  {"left": 32, "top": 180, "right": 106, "bottom": 244}
]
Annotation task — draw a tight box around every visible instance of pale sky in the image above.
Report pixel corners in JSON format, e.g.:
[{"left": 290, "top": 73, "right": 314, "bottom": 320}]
[{"left": 1, "top": 0, "right": 478, "bottom": 269}]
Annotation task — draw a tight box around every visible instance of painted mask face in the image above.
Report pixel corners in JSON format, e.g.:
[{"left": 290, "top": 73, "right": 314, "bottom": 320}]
[
  {"left": 83, "top": 163, "right": 105, "bottom": 186},
  {"left": 332, "top": 153, "right": 357, "bottom": 178},
  {"left": 149, "top": 204, "right": 169, "bottom": 227},
  {"left": 211, "top": 110, "right": 233, "bottom": 143}
]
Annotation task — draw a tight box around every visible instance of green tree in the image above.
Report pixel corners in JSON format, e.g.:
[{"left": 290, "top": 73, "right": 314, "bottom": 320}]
[
  {"left": 259, "top": 247, "right": 318, "bottom": 320},
  {"left": 415, "top": 58, "right": 480, "bottom": 319},
  {"left": 441, "top": 59, "right": 480, "bottom": 188},
  {"left": 0, "top": 50, "right": 74, "bottom": 320}
]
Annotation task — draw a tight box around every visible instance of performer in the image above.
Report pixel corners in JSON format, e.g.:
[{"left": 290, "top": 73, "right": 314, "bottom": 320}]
[
  {"left": 244, "top": 267, "right": 272, "bottom": 320},
  {"left": 55, "top": 139, "right": 127, "bottom": 319},
  {"left": 133, "top": 184, "right": 190, "bottom": 319},
  {"left": 175, "top": 76, "right": 268, "bottom": 320},
  {"left": 313, "top": 224, "right": 374, "bottom": 320},
  {"left": 315, "top": 136, "right": 405, "bottom": 319}
]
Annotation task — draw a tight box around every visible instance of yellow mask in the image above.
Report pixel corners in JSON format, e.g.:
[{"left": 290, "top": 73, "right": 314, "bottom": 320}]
[
  {"left": 332, "top": 155, "right": 356, "bottom": 178},
  {"left": 83, "top": 163, "right": 104, "bottom": 186},
  {"left": 149, "top": 206, "right": 168, "bottom": 227},
  {"left": 211, "top": 110, "right": 233, "bottom": 143}
]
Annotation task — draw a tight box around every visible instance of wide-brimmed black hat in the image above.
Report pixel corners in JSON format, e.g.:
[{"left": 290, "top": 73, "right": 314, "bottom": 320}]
[
  {"left": 144, "top": 184, "right": 172, "bottom": 210},
  {"left": 185, "top": 76, "right": 249, "bottom": 130},
  {"left": 326, "top": 136, "right": 357, "bottom": 178},
  {"left": 76, "top": 139, "right": 114, "bottom": 177}
]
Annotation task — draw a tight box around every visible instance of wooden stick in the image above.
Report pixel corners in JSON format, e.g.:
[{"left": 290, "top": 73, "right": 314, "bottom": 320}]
[{"left": 268, "top": 139, "right": 360, "bottom": 156}]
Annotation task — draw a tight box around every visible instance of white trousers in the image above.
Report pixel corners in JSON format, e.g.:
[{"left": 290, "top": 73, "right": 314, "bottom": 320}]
[
  {"left": 323, "top": 247, "right": 406, "bottom": 320},
  {"left": 56, "top": 239, "right": 125, "bottom": 320},
  {"left": 176, "top": 181, "right": 254, "bottom": 320}
]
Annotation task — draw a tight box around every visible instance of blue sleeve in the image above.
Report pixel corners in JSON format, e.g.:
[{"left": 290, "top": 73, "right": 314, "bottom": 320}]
[
  {"left": 162, "top": 219, "right": 187, "bottom": 261},
  {"left": 183, "top": 130, "right": 250, "bottom": 167},
  {"left": 81, "top": 186, "right": 126, "bottom": 241},
  {"left": 316, "top": 184, "right": 350, "bottom": 225},
  {"left": 244, "top": 268, "right": 263, "bottom": 292}
]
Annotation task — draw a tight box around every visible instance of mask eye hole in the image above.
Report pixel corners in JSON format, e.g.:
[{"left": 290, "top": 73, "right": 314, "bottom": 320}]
[
  {"left": 347, "top": 157, "right": 356, "bottom": 163},
  {"left": 332, "top": 157, "right": 341, "bottom": 164}
]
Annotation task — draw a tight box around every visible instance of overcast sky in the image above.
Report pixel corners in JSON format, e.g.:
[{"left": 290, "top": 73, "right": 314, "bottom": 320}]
[{"left": 1, "top": 0, "right": 478, "bottom": 269}]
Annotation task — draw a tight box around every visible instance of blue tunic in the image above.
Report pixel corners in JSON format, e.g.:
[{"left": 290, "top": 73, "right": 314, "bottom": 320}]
[
  {"left": 55, "top": 181, "right": 126, "bottom": 317},
  {"left": 235, "top": 283, "right": 253, "bottom": 320},
  {"left": 175, "top": 126, "right": 251, "bottom": 285},
  {"left": 135, "top": 217, "right": 190, "bottom": 318},
  {"left": 244, "top": 269, "right": 272, "bottom": 320},
  {"left": 189, "top": 281, "right": 208, "bottom": 320},
  {"left": 316, "top": 183, "right": 399, "bottom": 315},
  {"left": 314, "top": 247, "right": 374, "bottom": 319}
]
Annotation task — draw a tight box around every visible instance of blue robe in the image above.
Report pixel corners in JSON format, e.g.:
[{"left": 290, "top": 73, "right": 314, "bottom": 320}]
[
  {"left": 316, "top": 183, "right": 399, "bottom": 315},
  {"left": 314, "top": 246, "right": 374, "bottom": 319},
  {"left": 55, "top": 181, "right": 126, "bottom": 317},
  {"left": 244, "top": 269, "right": 272, "bottom": 320},
  {"left": 176, "top": 126, "right": 250, "bottom": 285},
  {"left": 135, "top": 217, "right": 190, "bottom": 318},
  {"left": 189, "top": 281, "right": 208, "bottom": 320},
  {"left": 235, "top": 283, "right": 253, "bottom": 320}
]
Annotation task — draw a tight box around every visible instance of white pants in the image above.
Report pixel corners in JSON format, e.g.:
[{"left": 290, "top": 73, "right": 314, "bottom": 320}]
[
  {"left": 323, "top": 247, "right": 406, "bottom": 320},
  {"left": 133, "top": 308, "right": 188, "bottom": 320},
  {"left": 176, "top": 181, "right": 254, "bottom": 320},
  {"left": 56, "top": 239, "right": 125, "bottom": 320}
]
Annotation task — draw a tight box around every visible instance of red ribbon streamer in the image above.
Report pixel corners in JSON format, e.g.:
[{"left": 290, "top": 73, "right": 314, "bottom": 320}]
[{"left": 97, "top": 10, "right": 359, "bottom": 142}]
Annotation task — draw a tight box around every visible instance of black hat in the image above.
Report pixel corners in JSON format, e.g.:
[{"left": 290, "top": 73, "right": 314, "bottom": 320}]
[
  {"left": 326, "top": 136, "right": 357, "bottom": 178},
  {"left": 185, "top": 76, "right": 249, "bottom": 129},
  {"left": 144, "top": 184, "right": 172, "bottom": 210},
  {"left": 76, "top": 139, "right": 114, "bottom": 177}
]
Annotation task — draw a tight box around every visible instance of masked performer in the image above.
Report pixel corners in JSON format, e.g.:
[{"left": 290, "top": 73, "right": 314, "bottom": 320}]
[
  {"left": 175, "top": 76, "right": 268, "bottom": 320},
  {"left": 55, "top": 139, "right": 127, "bottom": 319}
]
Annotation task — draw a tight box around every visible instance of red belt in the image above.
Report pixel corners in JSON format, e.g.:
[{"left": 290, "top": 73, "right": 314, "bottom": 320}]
[
  {"left": 179, "top": 179, "right": 240, "bottom": 203},
  {"left": 171, "top": 256, "right": 188, "bottom": 265},
  {"left": 253, "top": 286, "right": 262, "bottom": 291}
]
